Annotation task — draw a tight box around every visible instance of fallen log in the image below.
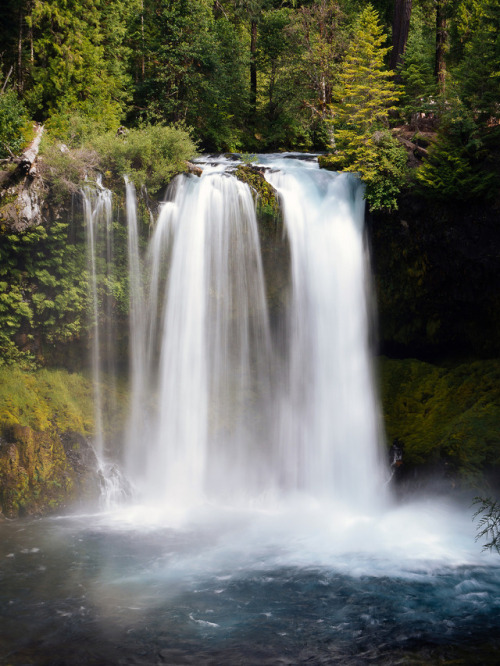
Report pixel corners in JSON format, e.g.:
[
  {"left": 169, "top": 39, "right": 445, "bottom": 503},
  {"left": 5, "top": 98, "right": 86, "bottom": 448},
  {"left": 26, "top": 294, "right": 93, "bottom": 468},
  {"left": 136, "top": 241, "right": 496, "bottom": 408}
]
[{"left": 19, "top": 124, "right": 44, "bottom": 176}]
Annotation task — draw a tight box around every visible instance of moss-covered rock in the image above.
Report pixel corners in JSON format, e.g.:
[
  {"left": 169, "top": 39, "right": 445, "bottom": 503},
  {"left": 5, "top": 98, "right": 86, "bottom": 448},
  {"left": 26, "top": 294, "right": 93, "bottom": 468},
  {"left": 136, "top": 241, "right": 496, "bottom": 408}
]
[
  {"left": 234, "top": 165, "right": 281, "bottom": 227},
  {"left": 0, "top": 367, "right": 126, "bottom": 517},
  {"left": 379, "top": 356, "right": 500, "bottom": 485},
  {"left": 0, "top": 424, "right": 76, "bottom": 517}
]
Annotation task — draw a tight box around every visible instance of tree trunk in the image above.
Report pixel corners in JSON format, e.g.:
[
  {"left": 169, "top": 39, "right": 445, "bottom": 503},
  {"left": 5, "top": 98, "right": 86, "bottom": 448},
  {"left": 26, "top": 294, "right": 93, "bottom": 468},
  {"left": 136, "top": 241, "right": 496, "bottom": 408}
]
[
  {"left": 435, "top": 0, "right": 447, "bottom": 93},
  {"left": 250, "top": 19, "right": 258, "bottom": 113},
  {"left": 18, "top": 6, "right": 24, "bottom": 92},
  {"left": 390, "top": 0, "right": 412, "bottom": 73}
]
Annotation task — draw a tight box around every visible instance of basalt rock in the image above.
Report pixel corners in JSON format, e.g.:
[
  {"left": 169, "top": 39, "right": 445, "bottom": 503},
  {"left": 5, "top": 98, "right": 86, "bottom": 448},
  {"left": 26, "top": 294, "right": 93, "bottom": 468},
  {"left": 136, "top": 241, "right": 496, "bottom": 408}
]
[{"left": 370, "top": 194, "right": 500, "bottom": 359}]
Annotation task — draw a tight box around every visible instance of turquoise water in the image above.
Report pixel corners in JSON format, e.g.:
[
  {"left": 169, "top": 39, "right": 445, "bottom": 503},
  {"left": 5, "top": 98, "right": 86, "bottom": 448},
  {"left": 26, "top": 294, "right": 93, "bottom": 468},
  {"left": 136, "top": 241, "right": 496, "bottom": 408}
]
[{"left": 1, "top": 501, "right": 500, "bottom": 665}]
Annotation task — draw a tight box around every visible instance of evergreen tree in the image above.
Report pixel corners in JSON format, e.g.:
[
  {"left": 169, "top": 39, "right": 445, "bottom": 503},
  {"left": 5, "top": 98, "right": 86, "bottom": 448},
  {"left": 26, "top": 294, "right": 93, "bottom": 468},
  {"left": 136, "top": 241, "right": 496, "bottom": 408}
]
[
  {"left": 326, "top": 4, "right": 406, "bottom": 210},
  {"left": 26, "top": 0, "right": 132, "bottom": 128}
]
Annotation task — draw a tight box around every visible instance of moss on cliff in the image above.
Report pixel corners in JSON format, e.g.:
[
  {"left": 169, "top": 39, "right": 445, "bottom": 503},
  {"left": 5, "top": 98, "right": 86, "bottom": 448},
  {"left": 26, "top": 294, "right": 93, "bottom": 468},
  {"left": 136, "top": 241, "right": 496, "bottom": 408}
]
[
  {"left": 379, "top": 356, "right": 500, "bottom": 484},
  {"left": 0, "top": 367, "right": 126, "bottom": 517}
]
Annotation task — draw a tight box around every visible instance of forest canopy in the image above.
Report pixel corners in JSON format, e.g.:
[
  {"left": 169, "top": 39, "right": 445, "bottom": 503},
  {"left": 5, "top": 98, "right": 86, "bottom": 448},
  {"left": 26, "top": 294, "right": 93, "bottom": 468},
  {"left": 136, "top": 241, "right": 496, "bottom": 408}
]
[{"left": 0, "top": 0, "right": 499, "bottom": 209}]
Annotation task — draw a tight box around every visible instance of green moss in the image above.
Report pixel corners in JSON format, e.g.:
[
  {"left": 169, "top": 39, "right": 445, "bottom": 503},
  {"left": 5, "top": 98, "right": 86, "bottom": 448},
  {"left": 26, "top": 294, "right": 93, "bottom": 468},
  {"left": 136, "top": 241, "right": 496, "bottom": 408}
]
[
  {"left": 0, "top": 366, "right": 94, "bottom": 434},
  {"left": 0, "top": 367, "right": 128, "bottom": 517},
  {"left": 379, "top": 357, "right": 500, "bottom": 482},
  {"left": 234, "top": 165, "right": 281, "bottom": 227}
]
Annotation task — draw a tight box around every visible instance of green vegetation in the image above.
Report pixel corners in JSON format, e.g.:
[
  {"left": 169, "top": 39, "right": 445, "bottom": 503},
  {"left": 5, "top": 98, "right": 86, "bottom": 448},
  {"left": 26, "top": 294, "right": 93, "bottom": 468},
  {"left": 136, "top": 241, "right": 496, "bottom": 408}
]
[
  {"left": 0, "top": 367, "right": 92, "bottom": 516},
  {"left": 1, "top": 0, "right": 499, "bottom": 208},
  {"left": 473, "top": 496, "right": 500, "bottom": 554},
  {"left": 0, "top": 90, "right": 31, "bottom": 159},
  {"left": 324, "top": 5, "right": 407, "bottom": 211},
  {"left": 0, "top": 366, "right": 94, "bottom": 434},
  {"left": 0, "top": 222, "right": 89, "bottom": 366},
  {"left": 380, "top": 357, "right": 500, "bottom": 483},
  {"left": 90, "top": 125, "right": 197, "bottom": 195}
]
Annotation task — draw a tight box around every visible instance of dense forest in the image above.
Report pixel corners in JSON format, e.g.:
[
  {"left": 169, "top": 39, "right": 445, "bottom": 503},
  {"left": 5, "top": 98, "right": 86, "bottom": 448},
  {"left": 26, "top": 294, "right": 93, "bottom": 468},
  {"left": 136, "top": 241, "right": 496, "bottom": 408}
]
[{"left": 1, "top": 0, "right": 499, "bottom": 210}]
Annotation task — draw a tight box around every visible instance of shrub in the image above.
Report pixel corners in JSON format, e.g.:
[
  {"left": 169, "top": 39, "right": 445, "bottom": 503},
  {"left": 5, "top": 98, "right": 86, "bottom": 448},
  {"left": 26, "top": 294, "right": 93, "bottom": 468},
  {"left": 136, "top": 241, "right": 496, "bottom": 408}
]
[
  {"left": 0, "top": 90, "right": 30, "bottom": 159},
  {"left": 91, "top": 124, "right": 197, "bottom": 195}
]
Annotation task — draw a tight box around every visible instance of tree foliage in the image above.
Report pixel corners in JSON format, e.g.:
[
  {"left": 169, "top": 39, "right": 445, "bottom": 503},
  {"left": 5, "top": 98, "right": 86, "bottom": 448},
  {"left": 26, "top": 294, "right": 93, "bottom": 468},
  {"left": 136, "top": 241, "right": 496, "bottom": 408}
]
[
  {"left": 0, "top": 89, "right": 30, "bottom": 158},
  {"left": 326, "top": 4, "right": 407, "bottom": 210},
  {"left": 0, "top": 0, "right": 498, "bottom": 199}
]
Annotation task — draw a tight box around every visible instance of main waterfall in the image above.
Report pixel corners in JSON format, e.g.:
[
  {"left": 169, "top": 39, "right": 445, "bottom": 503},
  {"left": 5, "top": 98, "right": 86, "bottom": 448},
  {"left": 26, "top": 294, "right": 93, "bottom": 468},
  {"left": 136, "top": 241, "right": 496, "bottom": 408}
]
[{"left": 123, "top": 156, "right": 387, "bottom": 510}]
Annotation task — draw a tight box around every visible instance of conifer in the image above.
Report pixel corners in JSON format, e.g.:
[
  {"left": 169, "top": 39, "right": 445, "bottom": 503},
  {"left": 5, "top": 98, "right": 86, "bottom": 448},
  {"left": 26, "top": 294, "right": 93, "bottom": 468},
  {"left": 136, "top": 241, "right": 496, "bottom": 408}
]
[{"left": 327, "top": 4, "right": 406, "bottom": 211}]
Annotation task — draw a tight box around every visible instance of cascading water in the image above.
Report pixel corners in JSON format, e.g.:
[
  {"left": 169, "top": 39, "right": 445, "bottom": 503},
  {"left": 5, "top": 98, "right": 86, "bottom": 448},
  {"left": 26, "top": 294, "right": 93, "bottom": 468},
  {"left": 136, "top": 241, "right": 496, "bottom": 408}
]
[
  {"left": 264, "top": 159, "right": 387, "bottom": 509},
  {"left": 125, "top": 167, "right": 273, "bottom": 505},
  {"left": 82, "top": 179, "right": 113, "bottom": 459},
  {"left": 82, "top": 179, "right": 128, "bottom": 506},
  {"left": 121, "top": 157, "right": 386, "bottom": 512}
]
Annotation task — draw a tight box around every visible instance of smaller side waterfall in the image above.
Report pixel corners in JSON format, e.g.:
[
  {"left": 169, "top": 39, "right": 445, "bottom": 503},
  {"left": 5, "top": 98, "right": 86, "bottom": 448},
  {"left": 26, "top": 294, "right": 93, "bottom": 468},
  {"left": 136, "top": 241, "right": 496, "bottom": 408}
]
[
  {"left": 82, "top": 180, "right": 128, "bottom": 507},
  {"left": 82, "top": 180, "right": 113, "bottom": 460}
]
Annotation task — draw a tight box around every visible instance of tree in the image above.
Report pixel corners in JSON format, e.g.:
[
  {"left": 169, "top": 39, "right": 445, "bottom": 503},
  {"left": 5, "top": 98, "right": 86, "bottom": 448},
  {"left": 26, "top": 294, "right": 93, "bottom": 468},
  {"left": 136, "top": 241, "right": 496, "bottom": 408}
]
[
  {"left": 390, "top": 0, "right": 413, "bottom": 72},
  {"left": 134, "top": 0, "right": 248, "bottom": 150},
  {"left": 326, "top": 4, "right": 406, "bottom": 210},
  {"left": 398, "top": 3, "right": 435, "bottom": 123},
  {"left": 473, "top": 497, "right": 500, "bottom": 555},
  {"left": 290, "top": 0, "right": 346, "bottom": 146},
  {"left": 25, "top": 0, "right": 132, "bottom": 127},
  {"left": 454, "top": 0, "right": 500, "bottom": 124}
]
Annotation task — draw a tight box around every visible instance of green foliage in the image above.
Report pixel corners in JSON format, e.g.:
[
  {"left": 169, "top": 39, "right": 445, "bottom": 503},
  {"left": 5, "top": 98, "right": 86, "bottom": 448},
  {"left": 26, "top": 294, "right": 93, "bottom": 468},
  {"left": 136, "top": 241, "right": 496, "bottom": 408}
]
[
  {"left": 0, "top": 222, "right": 90, "bottom": 365},
  {"left": 398, "top": 5, "right": 436, "bottom": 122},
  {"left": 0, "top": 90, "right": 30, "bottom": 158},
  {"left": 90, "top": 125, "right": 196, "bottom": 195},
  {"left": 325, "top": 5, "right": 406, "bottom": 210},
  {"left": 380, "top": 357, "right": 500, "bottom": 483},
  {"left": 416, "top": 129, "right": 500, "bottom": 200},
  {"left": 416, "top": 92, "right": 500, "bottom": 200},
  {"left": 26, "top": 0, "right": 133, "bottom": 125},
  {"left": 473, "top": 496, "right": 500, "bottom": 554},
  {"left": 454, "top": 0, "right": 500, "bottom": 124}
]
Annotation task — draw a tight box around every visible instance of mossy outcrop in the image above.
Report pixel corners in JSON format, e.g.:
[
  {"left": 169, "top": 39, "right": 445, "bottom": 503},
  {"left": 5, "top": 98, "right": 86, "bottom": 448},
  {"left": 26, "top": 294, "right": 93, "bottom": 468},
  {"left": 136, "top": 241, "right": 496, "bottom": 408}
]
[
  {"left": 234, "top": 165, "right": 281, "bottom": 227},
  {"left": 0, "top": 367, "right": 126, "bottom": 518},
  {"left": 379, "top": 356, "right": 500, "bottom": 486}
]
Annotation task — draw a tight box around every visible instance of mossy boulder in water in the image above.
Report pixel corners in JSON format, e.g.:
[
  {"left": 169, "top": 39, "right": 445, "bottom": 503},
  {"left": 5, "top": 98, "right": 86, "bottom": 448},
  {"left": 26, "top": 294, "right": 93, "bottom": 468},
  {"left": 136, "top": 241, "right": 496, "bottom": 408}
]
[
  {"left": 379, "top": 356, "right": 500, "bottom": 486},
  {"left": 234, "top": 165, "right": 281, "bottom": 229}
]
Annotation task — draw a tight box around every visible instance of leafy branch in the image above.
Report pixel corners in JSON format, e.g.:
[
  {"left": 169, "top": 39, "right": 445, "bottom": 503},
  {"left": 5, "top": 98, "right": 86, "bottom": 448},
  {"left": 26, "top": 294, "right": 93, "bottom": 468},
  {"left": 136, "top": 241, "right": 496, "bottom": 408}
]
[{"left": 472, "top": 496, "right": 500, "bottom": 554}]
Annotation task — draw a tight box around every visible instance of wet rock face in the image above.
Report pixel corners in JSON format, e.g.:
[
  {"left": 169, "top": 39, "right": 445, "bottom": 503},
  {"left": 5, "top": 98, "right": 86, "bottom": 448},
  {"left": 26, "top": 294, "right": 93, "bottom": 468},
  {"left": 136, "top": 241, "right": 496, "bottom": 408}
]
[
  {"left": 371, "top": 195, "right": 500, "bottom": 359},
  {"left": 0, "top": 425, "right": 100, "bottom": 518}
]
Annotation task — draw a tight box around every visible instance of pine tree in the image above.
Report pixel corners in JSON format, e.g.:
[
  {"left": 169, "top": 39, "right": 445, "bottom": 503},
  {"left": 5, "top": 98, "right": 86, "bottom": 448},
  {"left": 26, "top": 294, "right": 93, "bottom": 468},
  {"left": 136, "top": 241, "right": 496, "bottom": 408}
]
[{"left": 326, "top": 4, "right": 406, "bottom": 211}]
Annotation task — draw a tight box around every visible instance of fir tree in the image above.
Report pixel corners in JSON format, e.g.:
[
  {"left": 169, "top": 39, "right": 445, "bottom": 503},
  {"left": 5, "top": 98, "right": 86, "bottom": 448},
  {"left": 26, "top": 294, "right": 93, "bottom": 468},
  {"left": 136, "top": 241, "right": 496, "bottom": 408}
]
[{"left": 326, "top": 4, "right": 407, "bottom": 211}]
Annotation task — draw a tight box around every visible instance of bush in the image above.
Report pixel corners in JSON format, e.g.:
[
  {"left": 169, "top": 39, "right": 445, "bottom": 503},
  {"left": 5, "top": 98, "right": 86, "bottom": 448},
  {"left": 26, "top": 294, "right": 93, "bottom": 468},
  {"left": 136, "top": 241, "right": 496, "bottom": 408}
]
[
  {"left": 91, "top": 124, "right": 197, "bottom": 195},
  {"left": 0, "top": 90, "right": 30, "bottom": 159}
]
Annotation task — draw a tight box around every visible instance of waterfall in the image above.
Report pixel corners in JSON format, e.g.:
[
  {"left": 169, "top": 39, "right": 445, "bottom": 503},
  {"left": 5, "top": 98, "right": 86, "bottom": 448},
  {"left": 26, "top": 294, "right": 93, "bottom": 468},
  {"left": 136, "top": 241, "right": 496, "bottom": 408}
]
[
  {"left": 82, "top": 180, "right": 128, "bottom": 507},
  {"left": 264, "top": 158, "right": 387, "bottom": 509},
  {"left": 110, "top": 156, "right": 387, "bottom": 511},
  {"left": 125, "top": 168, "right": 273, "bottom": 504},
  {"left": 82, "top": 180, "right": 113, "bottom": 459}
]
